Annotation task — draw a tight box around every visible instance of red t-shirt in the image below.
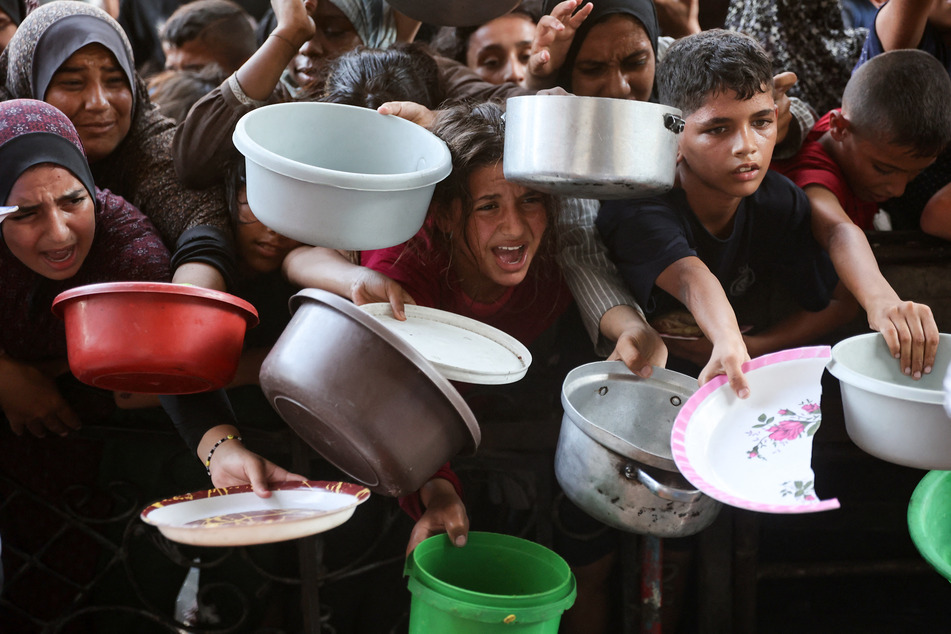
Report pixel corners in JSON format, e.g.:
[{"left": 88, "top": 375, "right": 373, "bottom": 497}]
[
  {"left": 771, "top": 110, "right": 880, "bottom": 230},
  {"left": 361, "top": 227, "right": 573, "bottom": 348}
]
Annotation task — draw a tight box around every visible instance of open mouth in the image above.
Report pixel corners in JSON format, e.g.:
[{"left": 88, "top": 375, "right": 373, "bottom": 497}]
[
  {"left": 492, "top": 244, "right": 527, "bottom": 268},
  {"left": 43, "top": 246, "right": 76, "bottom": 269}
]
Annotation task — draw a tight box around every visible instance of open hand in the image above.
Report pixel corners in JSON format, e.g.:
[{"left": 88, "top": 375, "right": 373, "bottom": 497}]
[{"left": 527, "top": 0, "right": 594, "bottom": 89}]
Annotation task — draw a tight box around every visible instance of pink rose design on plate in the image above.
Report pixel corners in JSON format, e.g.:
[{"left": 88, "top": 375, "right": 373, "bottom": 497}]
[
  {"left": 767, "top": 420, "right": 805, "bottom": 441},
  {"left": 746, "top": 400, "right": 822, "bottom": 461}
]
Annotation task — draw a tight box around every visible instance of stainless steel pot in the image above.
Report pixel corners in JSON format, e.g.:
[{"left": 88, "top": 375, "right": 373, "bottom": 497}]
[
  {"left": 556, "top": 361, "right": 721, "bottom": 537},
  {"left": 503, "top": 95, "right": 684, "bottom": 200},
  {"left": 259, "top": 289, "right": 480, "bottom": 498}
]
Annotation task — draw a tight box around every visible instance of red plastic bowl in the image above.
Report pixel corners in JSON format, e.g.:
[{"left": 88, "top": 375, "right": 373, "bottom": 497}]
[{"left": 52, "top": 282, "right": 259, "bottom": 394}]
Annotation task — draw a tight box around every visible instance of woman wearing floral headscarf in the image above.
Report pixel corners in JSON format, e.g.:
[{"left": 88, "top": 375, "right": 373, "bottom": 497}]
[
  {"left": 0, "top": 1, "right": 236, "bottom": 291},
  {"left": 0, "top": 98, "right": 170, "bottom": 438}
]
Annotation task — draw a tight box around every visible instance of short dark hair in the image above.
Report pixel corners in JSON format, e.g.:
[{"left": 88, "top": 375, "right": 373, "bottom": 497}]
[
  {"left": 658, "top": 29, "right": 773, "bottom": 116},
  {"left": 148, "top": 65, "right": 226, "bottom": 123},
  {"left": 312, "top": 43, "right": 445, "bottom": 110},
  {"left": 160, "top": 0, "right": 256, "bottom": 72},
  {"left": 845, "top": 49, "right": 951, "bottom": 158}
]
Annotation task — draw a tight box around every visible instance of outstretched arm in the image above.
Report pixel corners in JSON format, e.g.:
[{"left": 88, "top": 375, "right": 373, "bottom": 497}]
[
  {"left": 655, "top": 256, "right": 751, "bottom": 397},
  {"left": 404, "top": 477, "right": 469, "bottom": 556},
  {"left": 283, "top": 245, "right": 415, "bottom": 319},
  {"left": 806, "top": 184, "right": 939, "bottom": 378}
]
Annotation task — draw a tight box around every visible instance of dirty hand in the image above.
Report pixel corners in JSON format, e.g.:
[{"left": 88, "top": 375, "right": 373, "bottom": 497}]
[
  {"left": 608, "top": 322, "right": 668, "bottom": 378},
  {"left": 698, "top": 336, "right": 750, "bottom": 399},
  {"left": 527, "top": 0, "right": 594, "bottom": 87},
  {"left": 867, "top": 298, "right": 938, "bottom": 379},
  {"left": 0, "top": 360, "right": 81, "bottom": 438},
  {"left": 772, "top": 71, "right": 797, "bottom": 145},
  {"left": 378, "top": 101, "right": 437, "bottom": 129},
  {"left": 405, "top": 478, "right": 469, "bottom": 556},
  {"left": 209, "top": 439, "right": 307, "bottom": 498},
  {"left": 349, "top": 267, "right": 416, "bottom": 321}
]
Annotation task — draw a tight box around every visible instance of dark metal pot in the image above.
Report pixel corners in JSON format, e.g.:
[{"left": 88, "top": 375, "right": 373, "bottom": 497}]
[
  {"left": 503, "top": 95, "right": 684, "bottom": 199},
  {"left": 556, "top": 361, "right": 721, "bottom": 537},
  {"left": 259, "top": 289, "right": 480, "bottom": 498}
]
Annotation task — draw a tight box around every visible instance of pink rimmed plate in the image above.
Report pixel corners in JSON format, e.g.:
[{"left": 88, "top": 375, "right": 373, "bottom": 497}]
[
  {"left": 141, "top": 480, "right": 371, "bottom": 546},
  {"left": 671, "top": 347, "right": 840, "bottom": 514}
]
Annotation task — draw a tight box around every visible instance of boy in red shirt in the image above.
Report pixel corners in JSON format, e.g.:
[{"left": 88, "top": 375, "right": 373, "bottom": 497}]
[{"left": 772, "top": 49, "right": 951, "bottom": 379}]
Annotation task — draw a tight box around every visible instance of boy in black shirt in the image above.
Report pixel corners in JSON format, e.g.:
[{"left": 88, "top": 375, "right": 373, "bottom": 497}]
[{"left": 597, "top": 29, "right": 857, "bottom": 398}]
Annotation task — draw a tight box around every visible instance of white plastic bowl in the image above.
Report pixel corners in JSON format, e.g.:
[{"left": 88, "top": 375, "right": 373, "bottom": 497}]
[
  {"left": 233, "top": 102, "right": 452, "bottom": 249},
  {"left": 827, "top": 333, "right": 951, "bottom": 469}
]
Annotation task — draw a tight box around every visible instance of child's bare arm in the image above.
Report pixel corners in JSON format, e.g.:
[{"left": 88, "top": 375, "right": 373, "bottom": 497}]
[
  {"left": 600, "top": 304, "right": 669, "bottom": 377},
  {"left": 234, "top": 0, "right": 316, "bottom": 100},
  {"left": 282, "top": 245, "right": 415, "bottom": 319},
  {"left": 655, "top": 256, "right": 750, "bottom": 397},
  {"left": 805, "top": 184, "right": 939, "bottom": 378},
  {"left": 874, "top": 0, "right": 934, "bottom": 51}
]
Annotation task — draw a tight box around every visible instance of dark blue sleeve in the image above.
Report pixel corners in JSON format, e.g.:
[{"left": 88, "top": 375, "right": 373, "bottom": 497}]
[
  {"left": 855, "top": 4, "right": 951, "bottom": 71},
  {"left": 596, "top": 196, "right": 696, "bottom": 310},
  {"left": 757, "top": 173, "right": 839, "bottom": 312}
]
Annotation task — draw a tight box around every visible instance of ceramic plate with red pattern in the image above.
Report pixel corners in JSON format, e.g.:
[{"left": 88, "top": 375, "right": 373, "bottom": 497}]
[{"left": 141, "top": 480, "right": 371, "bottom": 546}]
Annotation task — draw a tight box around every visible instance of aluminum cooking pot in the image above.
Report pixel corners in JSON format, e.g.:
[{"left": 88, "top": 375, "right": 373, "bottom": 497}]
[
  {"left": 259, "top": 289, "right": 480, "bottom": 498},
  {"left": 503, "top": 95, "right": 684, "bottom": 199},
  {"left": 556, "top": 361, "right": 721, "bottom": 537}
]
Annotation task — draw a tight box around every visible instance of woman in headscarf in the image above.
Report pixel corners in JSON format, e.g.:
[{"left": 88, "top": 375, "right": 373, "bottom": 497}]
[
  {"left": 0, "top": 1, "right": 236, "bottom": 291},
  {"left": 0, "top": 0, "right": 23, "bottom": 51},
  {"left": 0, "top": 98, "right": 170, "bottom": 438}
]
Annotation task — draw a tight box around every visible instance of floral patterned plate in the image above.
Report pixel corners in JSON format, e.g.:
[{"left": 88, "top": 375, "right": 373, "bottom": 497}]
[
  {"left": 671, "top": 347, "right": 840, "bottom": 513},
  {"left": 141, "top": 481, "right": 371, "bottom": 546}
]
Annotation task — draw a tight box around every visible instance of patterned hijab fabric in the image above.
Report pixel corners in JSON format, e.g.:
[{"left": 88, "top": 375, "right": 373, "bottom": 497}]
[
  {"left": 0, "top": 98, "right": 96, "bottom": 205},
  {"left": 0, "top": 1, "right": 231, "bottom": 251},
  {"left": 330, "top": 0, "right": 397, "bottom": 49},
  {"left": 725, "top": 0, "right": 867, "bottom": 114},
  {"left": 541, "top": 0, "right": 660, "bottom": 95}
]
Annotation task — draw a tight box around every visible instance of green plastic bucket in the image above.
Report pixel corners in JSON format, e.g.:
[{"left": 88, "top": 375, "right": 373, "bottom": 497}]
[
  {"left": 908, "top": 470, "right": 951, "bottom": 583},
  {"left": 404, "top": 532, "right": 576, "bottom": 633}
]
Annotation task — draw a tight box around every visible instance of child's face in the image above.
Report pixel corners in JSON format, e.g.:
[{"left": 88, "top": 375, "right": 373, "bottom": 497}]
[
  {"left": 447, "top": 164, "right": 548, "bottom": 301},
  {"left": 235, "top": 186, "right": 302, "bottom": 274},
  {"left": 466, "top": 14, "right": 535, "bottom": 87},
  {"left": 3, "top": 165, "right": 95, "bottom": 280},
  {"left": 829, "top": 113, "right": 936, "bottom": 203},
  {"left": 677, "top": 88, "right": 777, "bottom": 201}
]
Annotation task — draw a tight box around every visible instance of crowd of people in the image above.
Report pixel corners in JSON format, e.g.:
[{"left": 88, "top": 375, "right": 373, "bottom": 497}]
[{"left": 0, "top": 0, "right": 948, "bottom": 630}]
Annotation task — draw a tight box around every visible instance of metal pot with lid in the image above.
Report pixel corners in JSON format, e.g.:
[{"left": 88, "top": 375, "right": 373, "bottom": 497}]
[{"left": 556, "top": 361, "right": 721, "bottom": 538}]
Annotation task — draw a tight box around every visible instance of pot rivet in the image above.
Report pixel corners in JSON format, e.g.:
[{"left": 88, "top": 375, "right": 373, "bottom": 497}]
[
  {"left": 623, "top": 464, "right": 637, "bottom": 480},
  {"left": 598, "top": 386, "right": 609, "bottom": 396},
  {"left": 670, "top": 396, "right": 682, "bottom": 406}
]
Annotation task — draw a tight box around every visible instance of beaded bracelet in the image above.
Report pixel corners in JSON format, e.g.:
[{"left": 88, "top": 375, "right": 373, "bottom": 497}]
[{"left": 205, "top": 434, "right": 241, "bottom": 476}]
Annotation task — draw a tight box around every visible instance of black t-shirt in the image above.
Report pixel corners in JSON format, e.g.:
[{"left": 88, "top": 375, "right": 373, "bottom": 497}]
[{"left": 596, "top": 170, "right": 839, "bottom": 331}]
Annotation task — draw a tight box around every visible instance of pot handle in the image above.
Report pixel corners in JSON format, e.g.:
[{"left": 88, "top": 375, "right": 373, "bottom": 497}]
[
  {"left": 664, "top": 113, "right": 685, "bottom": 134},
  {"left": 626, "top": 464, "right": 704, "bottom": 503}
]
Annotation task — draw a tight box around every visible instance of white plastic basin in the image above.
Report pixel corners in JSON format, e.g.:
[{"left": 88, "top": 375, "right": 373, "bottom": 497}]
[
  {"left": 233, "top": 102, "right": 452, "bottom": 250},
  {"left": 827, "top": 333, "right": 951, "bottom": 469}
]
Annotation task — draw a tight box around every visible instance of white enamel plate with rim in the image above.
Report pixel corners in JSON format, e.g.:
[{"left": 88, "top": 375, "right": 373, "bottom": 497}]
[
  {"left": 140, "top": 481, "right": 371, "bottom": 546},
  {"left": 360, "top": 303, "right": 532, "bottom": 384},
  {"left": 670, "top": 346, "right": 840, "bottom": 514}
]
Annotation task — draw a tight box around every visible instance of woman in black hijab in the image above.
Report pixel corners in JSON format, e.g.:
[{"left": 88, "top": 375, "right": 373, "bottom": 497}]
[
  {"left": 529, "top": 0, "right": 660, "bottom": 100},
  {"left": 0, "top": 0, "right": 24, "bottom": 50}
]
